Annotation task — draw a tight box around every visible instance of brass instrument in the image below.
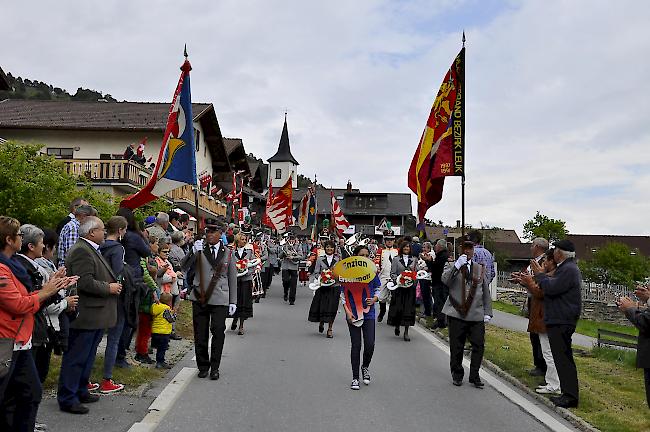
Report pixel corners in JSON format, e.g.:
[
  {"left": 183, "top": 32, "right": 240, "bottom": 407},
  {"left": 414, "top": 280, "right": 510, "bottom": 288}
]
[{"left": 282, "top": 241, "right": 301, "bottom": 265}]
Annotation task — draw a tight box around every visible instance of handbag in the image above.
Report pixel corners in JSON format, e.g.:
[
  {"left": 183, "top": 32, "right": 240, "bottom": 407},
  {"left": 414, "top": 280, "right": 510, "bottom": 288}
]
[{"left": 0, "top": 318, "right": 25, "bottom": 379}]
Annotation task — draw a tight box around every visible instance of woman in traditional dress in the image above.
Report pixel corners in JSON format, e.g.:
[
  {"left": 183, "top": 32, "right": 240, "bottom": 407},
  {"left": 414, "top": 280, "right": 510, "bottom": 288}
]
[
  {"left": 308, "top": 241, "right": 339, "bottom": 338},
  {"left": 342, "top": 245, "right": 381, "bottom": 390},
  {"left": 231, "top": 232, "right": 254, "bottom": 335},
  {"left": 387, "top": 242, "right": 417, "bottom": 341}
]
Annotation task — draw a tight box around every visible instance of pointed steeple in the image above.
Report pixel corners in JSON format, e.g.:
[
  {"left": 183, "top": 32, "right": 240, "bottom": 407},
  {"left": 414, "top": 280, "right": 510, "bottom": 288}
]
[{"left": 268, "top": 114, "right": 299, "bottom": 165}]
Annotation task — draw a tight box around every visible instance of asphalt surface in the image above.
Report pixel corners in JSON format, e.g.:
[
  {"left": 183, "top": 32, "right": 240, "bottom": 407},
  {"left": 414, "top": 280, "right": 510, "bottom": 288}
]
[
  {"left": 491, "top": 310, "right": 596, "bottom": 348},
  {"left": 153, "top": 277, "right": 577, "bottom": 432}
]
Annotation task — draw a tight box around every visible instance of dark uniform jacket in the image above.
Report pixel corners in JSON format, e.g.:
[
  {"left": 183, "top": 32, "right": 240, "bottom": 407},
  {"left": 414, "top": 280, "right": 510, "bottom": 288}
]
[{"left": 624, "top": 307, "right": 650, "bottom": 368}]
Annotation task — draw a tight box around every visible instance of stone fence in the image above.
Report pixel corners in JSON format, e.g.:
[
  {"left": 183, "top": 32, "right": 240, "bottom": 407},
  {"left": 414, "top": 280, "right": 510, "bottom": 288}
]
[{"left": 496, "top": 272, "right": 635, "bottom": 327}]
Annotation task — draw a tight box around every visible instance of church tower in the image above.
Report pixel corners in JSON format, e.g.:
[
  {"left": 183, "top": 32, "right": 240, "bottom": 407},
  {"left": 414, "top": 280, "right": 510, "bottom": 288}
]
[{"left": 267, "top": 114, "right": 299, "bottom": 188}]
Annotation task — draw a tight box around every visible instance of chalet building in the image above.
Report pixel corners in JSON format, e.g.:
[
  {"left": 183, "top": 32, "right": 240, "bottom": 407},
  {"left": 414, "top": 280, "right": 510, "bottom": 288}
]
[
  {"left": 292, "top": 182, "right": 414, "bottom": 237},
  {"left": 0, "top": 99, "right": 232, "bottom": 219}
]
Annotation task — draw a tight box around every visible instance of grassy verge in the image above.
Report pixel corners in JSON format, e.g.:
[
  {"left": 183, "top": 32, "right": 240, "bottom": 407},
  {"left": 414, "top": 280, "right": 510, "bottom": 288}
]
[
  {"left": 175, "top": 299, "right": 194, "bottom": 340},
  {"left": 421, "top": 314, "right": 649, "bottom": 432},
  {"left": 492, "top": 301, "right": 639, "bottom": 338}
]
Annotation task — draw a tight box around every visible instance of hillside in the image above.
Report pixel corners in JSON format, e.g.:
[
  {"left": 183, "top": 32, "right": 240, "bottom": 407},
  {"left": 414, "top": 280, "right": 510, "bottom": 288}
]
[{"left": 0, "top": 71, "right": 117, "bottom": 102}]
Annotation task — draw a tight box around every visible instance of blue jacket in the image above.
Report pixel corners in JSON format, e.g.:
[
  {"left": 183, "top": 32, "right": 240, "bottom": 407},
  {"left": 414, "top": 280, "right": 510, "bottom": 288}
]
[
  {"left": 534, "top": 258, "right": 582, "bottom": 326},
  {"left": 121, "top": 231, "right": 151, "bottom": 277}
]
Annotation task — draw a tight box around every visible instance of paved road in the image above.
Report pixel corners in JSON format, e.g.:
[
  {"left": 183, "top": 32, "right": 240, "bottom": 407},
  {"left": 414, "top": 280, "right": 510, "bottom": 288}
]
[
  {"left": 491, "top": 310, "right": 596, "bottom": 348},
  {"left": 151, "top": 278, "right": 579, "bottom": 432}
]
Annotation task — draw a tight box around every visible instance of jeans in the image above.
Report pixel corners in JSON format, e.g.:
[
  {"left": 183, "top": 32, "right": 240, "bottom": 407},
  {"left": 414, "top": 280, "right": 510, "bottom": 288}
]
[
  {"left": 32, "top": 344, "right": 53, "bottom": 384},
  {"left": 0, "top": 350, "right": 42, "bottom": 432},
  {"left": 151, "top": 334, "right": 170, "bottom": 364},
  {"left": 644, "top": 368, "right": 649, "bottom": 408},
  {"left": 347, "top": 319, "right": 376, "bottom": 380},
  {"left": 57, "top": 328, "right": 103, "bottom": 408},
  {"left": 117, "top": 324, "right": 133, "bottom": 363},
  {"left": 104, "top": 312, "right": 125, "bottom": 379},
  {"left": 419, "top": 279, "right": 433, "bottom": 316}
]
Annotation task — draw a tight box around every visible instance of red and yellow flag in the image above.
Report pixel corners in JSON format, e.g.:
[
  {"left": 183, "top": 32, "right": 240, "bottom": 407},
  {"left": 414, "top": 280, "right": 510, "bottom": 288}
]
[{"left": 408, "top": 47, "right": 465, "bottom": 222}]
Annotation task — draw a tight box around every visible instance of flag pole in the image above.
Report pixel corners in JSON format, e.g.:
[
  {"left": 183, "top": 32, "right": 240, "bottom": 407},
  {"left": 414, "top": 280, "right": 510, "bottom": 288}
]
[{"left": 460, "top": 31, "right": 466, "bottom": 239}]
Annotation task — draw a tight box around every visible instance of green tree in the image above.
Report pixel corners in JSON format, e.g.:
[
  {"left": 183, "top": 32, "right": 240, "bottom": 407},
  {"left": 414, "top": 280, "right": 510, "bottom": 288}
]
[
  {"left": 523, "top": 211, "right": 568, "bottom": 242},
  {"left": 578, "top": 242, "right": 650, "bottom": 288}
]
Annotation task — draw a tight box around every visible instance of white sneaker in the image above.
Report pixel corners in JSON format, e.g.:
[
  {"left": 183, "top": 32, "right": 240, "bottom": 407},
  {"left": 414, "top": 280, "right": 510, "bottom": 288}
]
[
  {"left": 350, "top": 379, "right": 360, "bottom": 390},
  {"left": 361, "top": 367, "right": 371, "bottom": 385},
  {"left": 535, "top": 386, "right": 561, "bottom": 395}
]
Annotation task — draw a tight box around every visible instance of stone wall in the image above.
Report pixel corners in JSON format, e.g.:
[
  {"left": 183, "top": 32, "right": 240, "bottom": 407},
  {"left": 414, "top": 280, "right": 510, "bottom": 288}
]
[{"left": 496, "top": 289, "right": 633, "bottom": 327}]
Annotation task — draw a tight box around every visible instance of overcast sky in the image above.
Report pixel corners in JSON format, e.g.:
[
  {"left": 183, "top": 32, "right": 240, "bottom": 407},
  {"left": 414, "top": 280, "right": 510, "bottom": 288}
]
[{"left": 3, "top": 0, "right": 649, "bottom": 236}]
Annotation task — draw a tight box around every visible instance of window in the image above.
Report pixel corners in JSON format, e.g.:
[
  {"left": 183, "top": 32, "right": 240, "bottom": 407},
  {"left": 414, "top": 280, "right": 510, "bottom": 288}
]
[
  {"left": 46, "top": 148, "right": 74, "bottom": 159},
  {"left": 195, "top": 128, "right": 200, "bottom": 152},
  {"left": 275, "top": 168, "right": 282, "bottom": 179}
]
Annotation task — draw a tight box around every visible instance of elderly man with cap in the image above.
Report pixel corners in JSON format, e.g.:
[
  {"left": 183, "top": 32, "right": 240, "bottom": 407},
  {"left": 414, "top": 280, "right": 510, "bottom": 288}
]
[
  {"left": 526, "top": 239, "right": 582, "bottom": 408},
  {"left": 182, "top": 218, "right": 237, "bottom": 380}
]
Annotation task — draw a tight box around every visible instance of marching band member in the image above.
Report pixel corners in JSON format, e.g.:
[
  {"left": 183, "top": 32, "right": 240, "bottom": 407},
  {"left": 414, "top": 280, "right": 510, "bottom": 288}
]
[
  {"left": 342, "top": 245, "right": 381, "bottom": 390},
  {"left": 280, "top": 233, "right": 304, "bottom": 305},
  {"left": 308, "top": 241, "right": 340, "bottom": 338},
  {"left": 375, "top": 228, "right": 398, "bottom": 322},
  {"left": 387, "top": 242, "right": 417, "bottom": 341},
  {"left": 231, "top": 232, "right": 255, "bottom": 335}
]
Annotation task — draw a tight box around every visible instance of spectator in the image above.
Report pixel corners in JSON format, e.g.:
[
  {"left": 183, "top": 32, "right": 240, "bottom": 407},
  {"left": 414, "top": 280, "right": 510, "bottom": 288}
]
[
  {"left": 168, "top": 231, "right": 186, "bottom": 272},
  {"left": 411, "top": 236, "right": 422, "bottom": 257},
  {"left": 168, "top": 211, "right": 181, "bottom": 233},
  {"left": 430, "top": 239, "right": 450, "bottom": 329},
  {"left": 151, "top": 292, "right": 174, "bottom": 369},
  {"left": 58, "top": 216, "right": 122, "bottom": 415},
  {"left": 416, "top": 241, "right": 434, "bottom": 318},
  {"left": 57, "top": 204, "right": 96, "bottom": 267},
  {"left": 56, "top": 197, "right": 88, "bottom": 235},
  {"left": 134, "top": 234, "right": 160, "bottom": 364},
  {"left": 466, "top": 230, "right": 495, "bottom": 290},
  {"left": 114, "top": 207, "right": 151, "bottom": 368},
  {"left": 99, "top": 216, "right": 128, "bottom": 393},
  {"left": 146, "top": 212, "right": 171, "bottom": 243},
  {"left": 0, "top": 216, "right": 71, "bottom": 431},
  {"left": 524, "top": 237, "right": 550, "bottom": 378},
  {"left": 514, "top": 249, "right": 561, "bottom": 395},
  {"left": 442, "top": 241, "right": 493, "bottom": 389},
  {"left": 616, "top": 285, "right": 649, "bottom": 408},
  {"left": 530, "top": 239, "right": 582, "bottom": 408}
]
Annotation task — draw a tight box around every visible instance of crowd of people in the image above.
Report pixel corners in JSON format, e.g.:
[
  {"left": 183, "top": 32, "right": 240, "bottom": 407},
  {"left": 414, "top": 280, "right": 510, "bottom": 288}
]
[{"left": 1, "top": 196, "right": 647, "bottom": 431}]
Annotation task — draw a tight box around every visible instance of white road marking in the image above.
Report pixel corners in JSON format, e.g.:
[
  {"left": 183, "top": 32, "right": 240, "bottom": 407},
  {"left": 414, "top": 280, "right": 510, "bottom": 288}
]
[{"left": 411, "top": 324, "right": 577, "bottom": 432}]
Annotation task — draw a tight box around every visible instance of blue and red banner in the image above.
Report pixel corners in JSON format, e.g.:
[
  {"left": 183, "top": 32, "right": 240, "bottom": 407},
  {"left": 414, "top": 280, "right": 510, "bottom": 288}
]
[{"left": 121, "top": 59, "right": 197, "bottom": 210}]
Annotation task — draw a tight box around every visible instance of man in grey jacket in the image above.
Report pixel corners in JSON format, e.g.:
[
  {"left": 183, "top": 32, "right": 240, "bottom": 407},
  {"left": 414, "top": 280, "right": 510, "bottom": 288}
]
[
  {"left": 442, "top": 241, "right": 493, "bottom": 388},
  {"left": 279, "top": 234, "right": 304, "bottom": 305},
  {"left": 182, "top": 219, "right": 237, "bottom": 380}
]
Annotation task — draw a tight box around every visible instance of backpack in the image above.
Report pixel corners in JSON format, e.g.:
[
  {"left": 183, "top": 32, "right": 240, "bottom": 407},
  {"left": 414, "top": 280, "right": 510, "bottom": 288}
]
[{"left": 119, "top": 262, "right": 141, "bottom": 329}]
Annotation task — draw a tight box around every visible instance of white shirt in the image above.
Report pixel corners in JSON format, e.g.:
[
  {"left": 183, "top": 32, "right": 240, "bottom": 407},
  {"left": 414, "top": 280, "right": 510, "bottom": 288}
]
[
  {"left": 237, "top": 247, "right": 246, "bottom": 258},
  {"left": 325, "top": 254, "right": 334, "bottom": 267},
  {"left": 402, "top": 255, "right": 410, "bottom": 267},
  {"left": 81, "top": 237, "right": 100, "bottom": 250},
  {"left": 208, "top": 241, "right": 222, "bottom": 258}
]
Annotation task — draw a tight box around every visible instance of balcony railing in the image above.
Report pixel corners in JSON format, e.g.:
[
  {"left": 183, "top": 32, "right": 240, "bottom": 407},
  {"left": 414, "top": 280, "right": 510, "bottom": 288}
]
[{"left": 62, "top": 158, "right": 225, "bottom": 217}]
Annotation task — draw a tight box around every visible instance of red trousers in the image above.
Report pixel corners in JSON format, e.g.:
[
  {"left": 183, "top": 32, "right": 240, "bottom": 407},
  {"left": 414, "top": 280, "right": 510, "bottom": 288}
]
[{"left": 135, "top": 312, "right": 152, "bottom": 355}]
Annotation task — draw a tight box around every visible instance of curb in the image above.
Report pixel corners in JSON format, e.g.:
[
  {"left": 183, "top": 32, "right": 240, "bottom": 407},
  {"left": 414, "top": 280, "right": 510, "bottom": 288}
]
[{"left": 416, "top": 317, "right": 600, "bottom": 432}]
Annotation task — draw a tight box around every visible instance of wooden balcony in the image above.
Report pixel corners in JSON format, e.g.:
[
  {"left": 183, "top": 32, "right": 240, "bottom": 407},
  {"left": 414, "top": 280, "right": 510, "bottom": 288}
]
[{"left": 62, "top": 158, "right": 226, "bottom": 217}]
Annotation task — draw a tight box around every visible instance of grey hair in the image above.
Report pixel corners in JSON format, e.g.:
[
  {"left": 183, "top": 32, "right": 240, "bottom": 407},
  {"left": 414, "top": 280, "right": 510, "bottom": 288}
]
[
  {"left": 69, "top": 197, "right": 86, "bottom": 212},
  {"left": 156, "top": 212, "right": 169, "bottom": 224},
  {"left": 19, "top": 224, "right": 44, "bottom": 250},
  {"left": 79, "top": 216, "right": 103, "bottom": 238},
  {"left": 422, "top": 241, "right": 433, "bottom": 250},
  {"left": 435, "top": 239, "right": 447, "bottom": 248},
  {"left": 171, "top": 231, "right": 185, "bottom": 244},
  {"left": 555, "top": 248, "right": 576, "bottom": 260},
  {"left": 532, "top": 237, "right": 549, "bottom": 250},
  {"left": 75, "top": 204, "right": 97, "bottom": 217}
]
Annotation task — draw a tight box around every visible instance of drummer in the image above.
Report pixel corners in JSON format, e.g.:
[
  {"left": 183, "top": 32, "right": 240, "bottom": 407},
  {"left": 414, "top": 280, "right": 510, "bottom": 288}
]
[
  {"left": 308, "top": 240, "right": 340, "bottom": 338},
  {"left": 341, "top": 245, "right": 381, "bottom": 391}
]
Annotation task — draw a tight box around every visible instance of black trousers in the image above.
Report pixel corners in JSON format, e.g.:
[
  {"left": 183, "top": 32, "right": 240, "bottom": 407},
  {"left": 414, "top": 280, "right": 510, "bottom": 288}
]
[
  {"left": 419, "top": 280, "right": 433, "bottom": 317},
  {"left": 547, "top": 324, "right": 579, "bottom": 402},
  {"left": 263, "top": 267, "right": 273, "bottom": 291},
  {"left": 282, "top": 269, "right": 298, "bottom": 302},
  {"left": 643, "top": 368, "right": 650, "bottom": 408},
  {"left": 0, "top": 350, "right": 42, "bottom": 432},
  {"left": 32, "top": 344, "right": 52, "bottom": 384},
  {"left": 448, "top": 316, "right": 485, "bottom": 381},
  {"left": 530, "top": 332, "right": 547, "bottom": 372},
  {"left": 347, "top": 319, "right": 376, "bottom": 380},
  {"left": 192, "top": 302, "right": 228, "bottom": 372},
  {"left": 432, "top": 282, "right": 449, "bottom": 326}
]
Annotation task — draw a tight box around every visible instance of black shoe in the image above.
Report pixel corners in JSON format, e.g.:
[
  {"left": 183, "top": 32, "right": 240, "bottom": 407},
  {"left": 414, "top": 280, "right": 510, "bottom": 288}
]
[
  {"left": 254, "top": 298, "right": 260, "bottom": 303},
  {"left": 528, "top": 367, "right": 545, "bottom": 377},
  {"left": 198, "top": 370, "right": 209, "bottom": 378},
  {"left": 284, "top": 296, "right": 288, "bottom": 302},
  {"left": 403, "top": 333, "right": 410, "bottom": 342},
  {"left": 289, "top": 301, "right": 295, "bottom": 305},
  {"left": 469, "top": 378, "right": 485, "bottom": 388},
  {"left": 230, "top": 321, "right": 238, "bottom": 331},
  {"left": 394, "top": 327, "right": 400, "bottom": 336},
  {"left": 452, "top": 378, "right": 463, "bottom": 386},
  {"left": 318, "top": 322, "right": 325, "bottom": 333},
  {"left": 552, "top": 395, "right": 578, "bottom": 408},
  {"left": 377, "top": 314, "right": 384, "bottom": 323},
  {"left": 60, "top": 403, "right": 89, "bottom": 415},
  {"left": 210, "top": 370, "right": 220, "bottom": 380},
  {"left": 170, "top": 333, "right": 182, "bottom": 341},
  {"left": 79, "top": 393, "right": 100, "bottom": 404},
  {"left": 135, "top": 354, "right": 155, "bottom": 364}
]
